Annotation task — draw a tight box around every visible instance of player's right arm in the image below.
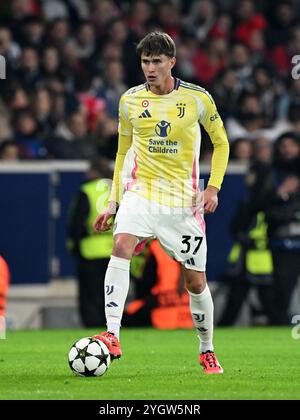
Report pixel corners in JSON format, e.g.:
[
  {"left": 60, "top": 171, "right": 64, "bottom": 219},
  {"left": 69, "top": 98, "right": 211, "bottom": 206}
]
[{"left": 93, "top": 95, "right": 133, "bottom": 232}]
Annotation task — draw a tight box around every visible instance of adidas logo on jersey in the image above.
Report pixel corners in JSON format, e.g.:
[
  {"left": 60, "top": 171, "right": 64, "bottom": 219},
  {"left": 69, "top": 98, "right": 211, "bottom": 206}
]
[{"left": 139, "top": 109, "right": 152, "bottom": 118}]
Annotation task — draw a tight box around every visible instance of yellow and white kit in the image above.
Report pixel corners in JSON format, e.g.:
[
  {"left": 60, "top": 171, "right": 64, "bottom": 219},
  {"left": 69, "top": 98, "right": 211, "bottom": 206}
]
[{"left": 111, "top": 79, "right": 229, "bottom": 271}]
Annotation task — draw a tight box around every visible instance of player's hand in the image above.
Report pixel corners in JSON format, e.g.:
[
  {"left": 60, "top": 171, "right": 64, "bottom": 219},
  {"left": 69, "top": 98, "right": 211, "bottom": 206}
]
[
  {"left": 194, "top": 186, "right": 218, "bottom": 214},
  {"left": 203, "top": 185, "right": 219, "bottom": 214},
  {"left": 93, "top": 201, "right": 117, "bottom": 232}
]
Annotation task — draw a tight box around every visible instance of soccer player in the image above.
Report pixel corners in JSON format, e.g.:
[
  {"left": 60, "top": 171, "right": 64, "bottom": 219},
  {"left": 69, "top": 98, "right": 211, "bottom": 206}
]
[{"left": 93, "top": 32, "right": 229, "bottom": 374}]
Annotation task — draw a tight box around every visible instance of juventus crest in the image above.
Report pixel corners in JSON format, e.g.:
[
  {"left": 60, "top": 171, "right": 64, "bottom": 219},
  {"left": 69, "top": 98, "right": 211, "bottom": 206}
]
[{"left": 176, "top": 102, "right": 186, "bottom": 118}]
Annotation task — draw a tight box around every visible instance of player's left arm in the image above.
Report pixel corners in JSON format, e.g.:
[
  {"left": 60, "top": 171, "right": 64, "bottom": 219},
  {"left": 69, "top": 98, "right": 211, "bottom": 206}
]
[{"left": 199, "top": 93, "right": 230, "bottom": 213}]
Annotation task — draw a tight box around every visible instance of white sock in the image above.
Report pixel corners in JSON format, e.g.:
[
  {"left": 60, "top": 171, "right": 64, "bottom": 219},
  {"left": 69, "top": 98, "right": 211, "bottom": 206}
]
[
  {"left": 106, "top": 322, "right": 121, "bottom": 339},
  {"left": 188, "top": 285, "right": 214, "bottom": 353},
  {"left": 104, "top": 255, "right": 130, "bottom": 340}
]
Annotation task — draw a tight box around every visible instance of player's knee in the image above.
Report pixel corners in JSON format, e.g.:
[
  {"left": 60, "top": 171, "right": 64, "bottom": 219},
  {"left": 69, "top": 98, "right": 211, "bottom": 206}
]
[
  {"left": 185, "top": 271, "right": 206, "bottom": 294},
  {"left": 188, "top": 282, "right": 205, "bottom": 294},
  {"left": 112, "top": 236, "right": 135, "bottom": 259}
]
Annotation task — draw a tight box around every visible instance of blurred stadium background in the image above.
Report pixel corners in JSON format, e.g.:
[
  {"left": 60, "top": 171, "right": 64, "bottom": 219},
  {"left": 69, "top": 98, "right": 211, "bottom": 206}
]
[{"left": 0, "top": 0, "right": 300, "bottom": 331}]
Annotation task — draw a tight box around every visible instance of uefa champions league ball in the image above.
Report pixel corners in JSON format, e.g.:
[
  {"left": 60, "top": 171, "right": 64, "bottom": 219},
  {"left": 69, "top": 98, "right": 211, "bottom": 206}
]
[{"left": 68, "top": 337, "right": 111, "bottom": 377}]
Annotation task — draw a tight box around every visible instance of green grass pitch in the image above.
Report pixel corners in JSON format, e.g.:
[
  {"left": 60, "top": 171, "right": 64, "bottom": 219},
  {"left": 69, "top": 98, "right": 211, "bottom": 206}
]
[{"left": 0, "top": 327, "right": 299, "bottom": 400}]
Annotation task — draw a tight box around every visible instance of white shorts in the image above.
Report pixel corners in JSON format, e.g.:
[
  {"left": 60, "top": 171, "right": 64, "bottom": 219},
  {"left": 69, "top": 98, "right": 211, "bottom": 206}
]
[{"left": 114, "top": 191, "right": 207, "bottom": 271}]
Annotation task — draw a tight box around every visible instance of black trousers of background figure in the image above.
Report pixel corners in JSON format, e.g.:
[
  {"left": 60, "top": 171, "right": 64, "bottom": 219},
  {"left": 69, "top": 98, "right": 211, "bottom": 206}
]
[
  {"left": 218, "top": 272, "right": 274, "bottom": 326},
  {"left": 269, "top": 250, "right": 300, "bottom": 325},
  {"left": 76, "top": 258, "right": 110, "bottom": 327}
]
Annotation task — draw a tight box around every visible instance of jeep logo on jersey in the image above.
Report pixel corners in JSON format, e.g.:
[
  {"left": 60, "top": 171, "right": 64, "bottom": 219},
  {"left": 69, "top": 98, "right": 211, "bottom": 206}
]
[
  {"left": 155, "top": 120, "right": 171, "bottom": 137},
  {"left": 176, "top": 102, "right": 186, "bottom": 118}
]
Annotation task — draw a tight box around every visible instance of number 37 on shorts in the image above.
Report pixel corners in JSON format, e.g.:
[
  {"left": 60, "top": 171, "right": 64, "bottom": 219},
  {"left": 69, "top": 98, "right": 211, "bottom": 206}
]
[
  {"left": 180, "top": 235, "right": 203, "bottom": 255},
  {"left": 179, "top": 234, "right": 206, "bottom": 271}
]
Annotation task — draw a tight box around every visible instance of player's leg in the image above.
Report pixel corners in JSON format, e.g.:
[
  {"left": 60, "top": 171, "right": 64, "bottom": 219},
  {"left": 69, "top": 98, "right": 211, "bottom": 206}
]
[
  {"left": 154, "top": 205, "right": 223, "bottom": 374},
  {"left": 105, "top": 233, "right": 138, "bottom": 337},
  {"left": 94, "top": 233, "right": 137, "bottom": 359},
  {"left": 182, "top": 268, "right": 213, "bottom": 351},
  {"left": 183, "top": 267, "right": 223, "bottom": 374},
  {"left": 95, "top": 191, "right": 154, "bottom": 359}
]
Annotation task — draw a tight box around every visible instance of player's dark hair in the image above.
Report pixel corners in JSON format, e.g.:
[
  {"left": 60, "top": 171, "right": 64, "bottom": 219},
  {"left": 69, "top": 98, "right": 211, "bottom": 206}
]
[{"left": 136, "top": 31, "right": 176, "bottom": 58}]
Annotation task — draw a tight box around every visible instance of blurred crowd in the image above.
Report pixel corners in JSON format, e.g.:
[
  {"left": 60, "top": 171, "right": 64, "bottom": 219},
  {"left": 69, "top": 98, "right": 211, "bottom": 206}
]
[{"left": 0, "top": 0, "right": 300, "bottom": 163}]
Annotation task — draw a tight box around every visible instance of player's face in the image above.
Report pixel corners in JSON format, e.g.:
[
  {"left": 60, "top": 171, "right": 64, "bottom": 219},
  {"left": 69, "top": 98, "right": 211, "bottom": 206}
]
[{"left": 141, "top": 53, "right": 176, "bottom": 88}]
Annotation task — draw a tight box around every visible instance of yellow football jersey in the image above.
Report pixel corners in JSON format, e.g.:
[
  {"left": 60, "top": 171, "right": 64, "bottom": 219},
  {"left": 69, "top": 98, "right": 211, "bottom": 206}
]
[{"left": 110, "top": 78, "right": 229, "bottom": 207}]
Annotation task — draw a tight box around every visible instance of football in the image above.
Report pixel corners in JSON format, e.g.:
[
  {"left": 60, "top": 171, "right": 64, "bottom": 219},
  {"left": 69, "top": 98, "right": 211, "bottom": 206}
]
[{"left": 68, "top": 337, "right": 111, "bottom": 377}]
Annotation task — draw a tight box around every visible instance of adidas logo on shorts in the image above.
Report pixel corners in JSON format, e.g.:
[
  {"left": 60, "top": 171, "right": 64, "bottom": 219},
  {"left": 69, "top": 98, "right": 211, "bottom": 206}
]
[{"left": 186, "top": 258, "right": 196, "bottom": 266}]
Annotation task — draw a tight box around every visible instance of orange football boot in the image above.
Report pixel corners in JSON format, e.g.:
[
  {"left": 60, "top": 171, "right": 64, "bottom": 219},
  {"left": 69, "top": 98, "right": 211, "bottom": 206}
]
[
  {"left": 199, "top": 351, "right": 224, "bottom": 374},
  {"left": 93, "top": 332, "right": 122, "bottom": 360}
]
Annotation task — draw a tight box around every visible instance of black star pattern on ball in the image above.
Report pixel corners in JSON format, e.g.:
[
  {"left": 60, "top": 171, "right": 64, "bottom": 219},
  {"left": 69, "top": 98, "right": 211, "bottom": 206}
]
[
  {"left": 90, "top": 340, "right": 109, "bottom": 367},
  {"left": 74, "top": 344, "right": 92, "bottom": 361},
  {"left": 76, "top": 341, "right": 108, "bottom": 364},
  {"left": 98, "top": 346, "right": 109, "bottom": 367}
]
